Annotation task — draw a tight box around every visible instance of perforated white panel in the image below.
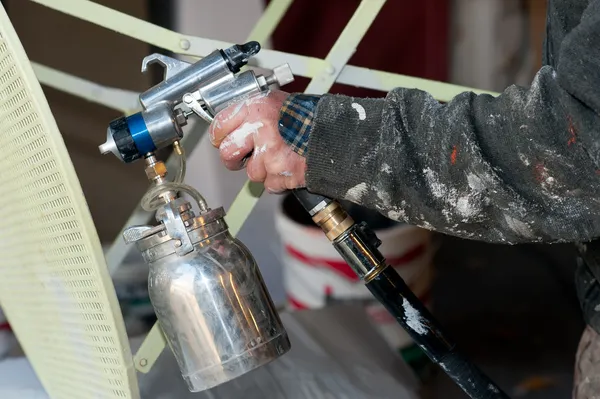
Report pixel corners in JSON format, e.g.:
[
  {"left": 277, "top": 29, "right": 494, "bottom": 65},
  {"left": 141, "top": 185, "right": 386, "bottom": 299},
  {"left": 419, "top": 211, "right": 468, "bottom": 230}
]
[{"left": 0, "top": 4, "right": 139, "bottom": 398}]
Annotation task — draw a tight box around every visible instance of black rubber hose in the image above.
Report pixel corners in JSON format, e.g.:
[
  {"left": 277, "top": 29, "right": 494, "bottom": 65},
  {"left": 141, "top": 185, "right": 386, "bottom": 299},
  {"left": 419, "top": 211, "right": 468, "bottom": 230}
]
[
  {"left": 292, "top": 188, "right": 510, "bottom": 398},
  {"left": 366, "top": 265, "right": 510, "bottom": 399},
  {"left": 292, "top": 188, "right": 334, "bottom": 213}
]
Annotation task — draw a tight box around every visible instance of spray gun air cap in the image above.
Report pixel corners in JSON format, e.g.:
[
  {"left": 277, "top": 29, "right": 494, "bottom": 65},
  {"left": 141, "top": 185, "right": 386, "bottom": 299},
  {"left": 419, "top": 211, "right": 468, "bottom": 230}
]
[
  {"left": 221, "top": 41, "right": 261, "bottom": 73},
  {"left": 98, "top": 126, "right": 118, "bottom": 158}
]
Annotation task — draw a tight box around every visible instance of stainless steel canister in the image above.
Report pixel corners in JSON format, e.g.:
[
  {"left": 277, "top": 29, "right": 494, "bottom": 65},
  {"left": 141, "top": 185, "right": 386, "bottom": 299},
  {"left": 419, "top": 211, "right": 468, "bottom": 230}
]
[{"left": 132, "top": 205, "right": 290, "bottom": 392}]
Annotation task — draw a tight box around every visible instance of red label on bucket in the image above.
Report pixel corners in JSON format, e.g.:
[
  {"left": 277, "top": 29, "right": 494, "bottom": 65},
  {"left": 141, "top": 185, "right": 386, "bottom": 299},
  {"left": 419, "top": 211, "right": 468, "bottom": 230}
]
[{"left": 287, "top": 294, "right": 310, "bottom": 310}]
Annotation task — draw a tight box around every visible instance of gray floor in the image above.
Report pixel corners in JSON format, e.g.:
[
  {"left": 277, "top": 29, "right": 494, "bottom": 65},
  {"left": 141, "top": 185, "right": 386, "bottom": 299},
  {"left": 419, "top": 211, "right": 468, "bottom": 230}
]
[{"left": 423, "top": 235, "right": 584, "bottom": 398}]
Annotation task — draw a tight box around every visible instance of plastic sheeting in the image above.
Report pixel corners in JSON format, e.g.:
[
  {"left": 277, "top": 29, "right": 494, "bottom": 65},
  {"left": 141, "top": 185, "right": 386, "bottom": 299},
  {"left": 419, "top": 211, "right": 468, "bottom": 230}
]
[{"left": 135, "top": 305, "right": 420, "bottom": 398}]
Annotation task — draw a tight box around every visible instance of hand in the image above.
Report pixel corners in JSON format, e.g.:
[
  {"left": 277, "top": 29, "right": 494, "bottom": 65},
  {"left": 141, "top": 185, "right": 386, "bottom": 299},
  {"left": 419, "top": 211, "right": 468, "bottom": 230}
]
[{"left": 209, "top": 90, "right": 307, "bottom": 194}]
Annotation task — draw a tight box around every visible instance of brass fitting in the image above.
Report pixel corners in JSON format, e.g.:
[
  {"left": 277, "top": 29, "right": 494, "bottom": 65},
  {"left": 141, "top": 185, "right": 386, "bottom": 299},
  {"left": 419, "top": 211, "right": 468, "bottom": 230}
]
[
  {"left": 145, "top": 160, "right": 168, "bottom": 182},
  {"left": 173, "top": 140, "right": 184, "bottom": 156},
  {"left": 311, "top": 201, "right": 354, "bottom": 241}
]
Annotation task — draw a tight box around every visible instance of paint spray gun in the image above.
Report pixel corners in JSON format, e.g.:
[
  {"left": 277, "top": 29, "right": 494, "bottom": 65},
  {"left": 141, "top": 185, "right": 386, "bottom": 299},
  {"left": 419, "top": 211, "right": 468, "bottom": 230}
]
[
  {"left": 99, "top": 42, "right": 294, "bottom": 393},
  {"left": 100, "top": 41, "right": 510, "bottom": 398},
  {"left": 98, "top": 41, "right": 293, "bottom": 163}
]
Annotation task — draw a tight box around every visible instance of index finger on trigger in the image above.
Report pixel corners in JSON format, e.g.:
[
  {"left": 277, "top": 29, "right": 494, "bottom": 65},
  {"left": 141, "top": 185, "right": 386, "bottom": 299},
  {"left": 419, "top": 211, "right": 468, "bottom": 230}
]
[{"left": 209, "top": 101, "right": 249, "bottom": 148}]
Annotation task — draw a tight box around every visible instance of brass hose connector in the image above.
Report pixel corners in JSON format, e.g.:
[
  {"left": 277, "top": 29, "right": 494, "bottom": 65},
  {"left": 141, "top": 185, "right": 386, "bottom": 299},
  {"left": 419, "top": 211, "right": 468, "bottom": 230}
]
[
  {"left": 311, "top": 201, "right": 354, "bottom": 241},
  {"left": 144, "top": 155, "right": 168, "bottom": 183}
]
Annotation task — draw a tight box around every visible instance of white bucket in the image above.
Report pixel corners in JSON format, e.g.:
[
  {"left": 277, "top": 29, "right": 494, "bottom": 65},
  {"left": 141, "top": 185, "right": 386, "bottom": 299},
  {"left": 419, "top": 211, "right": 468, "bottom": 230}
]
[{"left": 274, "top": 195, "right": 436, "bottom": 351}]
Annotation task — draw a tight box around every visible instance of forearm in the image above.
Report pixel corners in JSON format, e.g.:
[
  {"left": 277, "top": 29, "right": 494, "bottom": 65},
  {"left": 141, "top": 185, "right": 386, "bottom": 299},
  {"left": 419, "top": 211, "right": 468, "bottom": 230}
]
[
  {"left": 305, "top": 66, "right": 600, "bottom": 244},
  {"left": 281, "top": 0, "right": 600, "bottom": 244}
]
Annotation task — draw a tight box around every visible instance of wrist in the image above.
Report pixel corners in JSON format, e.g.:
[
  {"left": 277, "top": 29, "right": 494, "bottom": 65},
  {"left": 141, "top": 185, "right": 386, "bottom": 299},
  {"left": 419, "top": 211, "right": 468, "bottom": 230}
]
[{"left": 278, "top": 93, "right": 321, "bottom": 157}]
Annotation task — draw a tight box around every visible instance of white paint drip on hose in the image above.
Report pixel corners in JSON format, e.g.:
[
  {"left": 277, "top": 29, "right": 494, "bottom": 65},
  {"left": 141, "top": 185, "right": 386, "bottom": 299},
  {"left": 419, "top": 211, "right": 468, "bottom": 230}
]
[{"left": 402, "top": 297, "right": 428, "bottom": 335}]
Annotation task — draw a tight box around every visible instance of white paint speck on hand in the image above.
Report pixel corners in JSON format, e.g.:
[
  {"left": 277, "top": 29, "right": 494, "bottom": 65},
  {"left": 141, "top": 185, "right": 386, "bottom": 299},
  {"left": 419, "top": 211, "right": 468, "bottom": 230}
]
[
  {"left": 253, "top": 143, "right": 267, "bottom": 159},
  {"left": 220, "top": 121, "right": 263, "bottom": 150},
  {"left": 345, "top": 182, "right": 368, "bottom": 202},
  {"left": 224, "top": 101, "right": 246, "bottom": 122},
  {"left": 279, "top": 171, "right": 293, "bottom": 177},
  {"left": 351, "top": 102, "right": 366, "bottom": 120},
  {"left": 223, "top": 92, "right": 272, "bottom": 122},
  {"left": 402, "top": 298, "right": 428, "bottom": 335}
]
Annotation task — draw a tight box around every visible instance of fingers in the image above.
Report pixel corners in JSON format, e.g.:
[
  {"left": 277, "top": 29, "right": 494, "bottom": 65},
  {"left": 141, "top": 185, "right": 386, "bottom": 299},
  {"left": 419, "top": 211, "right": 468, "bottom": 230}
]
[
  {"left": 219, "top": 121, "right": 263, "bottom": 170},
  {"left": 264, "top": 175, "right": 287, "bottom": 194},
  {"left": 209, "top": 101, "right": 249, "bottom": 148},
  {"left": 261, "top": 148, "right": 307, "bottom": 193},
  {"left": 264, "top": 172, "right": 306, "bottom": 194},
  {"left": 246, "top": 150, "right": 267, "bottom": 182},
  {"left": 210, "top": 90, "right": 290, "bottom": 148},
  {"left": 208, "top": 90, "right": 305, "bottom": 191}
]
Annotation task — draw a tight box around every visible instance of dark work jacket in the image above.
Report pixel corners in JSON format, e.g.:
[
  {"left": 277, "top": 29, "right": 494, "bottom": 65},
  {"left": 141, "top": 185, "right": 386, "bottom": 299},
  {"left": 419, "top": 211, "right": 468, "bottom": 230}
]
[{"left": 305, "top": 0, "right": 600, "bottom": 332}]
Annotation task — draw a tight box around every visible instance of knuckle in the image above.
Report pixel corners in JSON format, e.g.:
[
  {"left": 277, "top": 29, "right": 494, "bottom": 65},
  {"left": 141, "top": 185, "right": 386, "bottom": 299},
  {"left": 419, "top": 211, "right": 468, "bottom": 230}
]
[
  {"left": 265, "top": 184, "right": 276, "bottom": 194},
  {"left": 266, "top": 186, "right": 284, "bottom": 194},
  {"left": 264, "top": 177, "right": 284, "bottom": 194}
]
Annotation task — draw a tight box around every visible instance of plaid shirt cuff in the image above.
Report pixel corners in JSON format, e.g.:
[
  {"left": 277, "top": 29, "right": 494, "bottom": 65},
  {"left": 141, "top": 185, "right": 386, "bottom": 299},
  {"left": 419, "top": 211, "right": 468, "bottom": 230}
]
[{"left": 278, "top": 93, "right": 321, "bottom": 157}]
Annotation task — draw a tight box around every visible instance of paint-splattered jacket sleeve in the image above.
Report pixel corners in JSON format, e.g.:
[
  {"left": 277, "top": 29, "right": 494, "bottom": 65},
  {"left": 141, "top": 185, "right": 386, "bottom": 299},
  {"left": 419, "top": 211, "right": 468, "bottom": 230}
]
[{"left": 305, "top": 5, "right": 600, "bottom": 245}]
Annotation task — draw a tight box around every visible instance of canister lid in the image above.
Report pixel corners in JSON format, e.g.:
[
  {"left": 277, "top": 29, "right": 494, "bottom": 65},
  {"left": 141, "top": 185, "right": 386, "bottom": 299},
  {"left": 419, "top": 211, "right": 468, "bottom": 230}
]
[{"left": 135, "top": 207, "right": 228, "bottom": 257}]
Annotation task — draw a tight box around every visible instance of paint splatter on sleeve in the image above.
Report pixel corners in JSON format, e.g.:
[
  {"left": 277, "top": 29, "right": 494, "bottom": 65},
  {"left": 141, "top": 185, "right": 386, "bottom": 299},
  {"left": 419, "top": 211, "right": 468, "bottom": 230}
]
[{"left": 305, "top": 0, "right": 600, "bottom": 244}]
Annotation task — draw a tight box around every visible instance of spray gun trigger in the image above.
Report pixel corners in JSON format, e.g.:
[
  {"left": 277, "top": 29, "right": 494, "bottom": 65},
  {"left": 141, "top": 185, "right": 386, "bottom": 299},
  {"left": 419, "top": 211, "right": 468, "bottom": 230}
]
[{"left": 183, "top": 92, "right": 214, "bottom": 124}]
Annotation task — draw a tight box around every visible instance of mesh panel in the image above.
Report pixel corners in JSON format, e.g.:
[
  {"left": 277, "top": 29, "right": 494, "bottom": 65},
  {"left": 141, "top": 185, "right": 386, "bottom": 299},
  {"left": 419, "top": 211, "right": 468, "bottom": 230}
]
[{"left": 0, "top": 5, "right": 139, "bottom": 398}]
